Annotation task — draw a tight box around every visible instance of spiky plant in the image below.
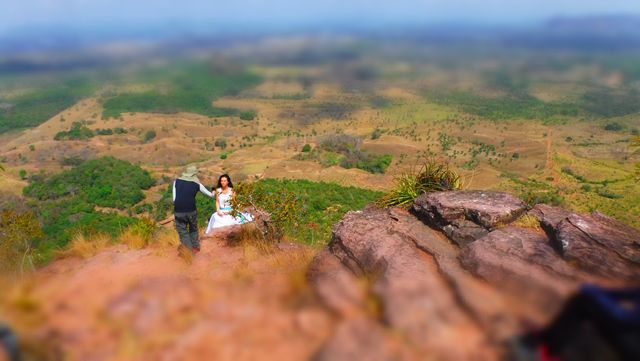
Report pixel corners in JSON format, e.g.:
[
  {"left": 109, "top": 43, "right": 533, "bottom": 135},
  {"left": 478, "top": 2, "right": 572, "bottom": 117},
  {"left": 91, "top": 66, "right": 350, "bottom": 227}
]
[{"left": 377, "top": 160, "right": 462, "bottom": 207}]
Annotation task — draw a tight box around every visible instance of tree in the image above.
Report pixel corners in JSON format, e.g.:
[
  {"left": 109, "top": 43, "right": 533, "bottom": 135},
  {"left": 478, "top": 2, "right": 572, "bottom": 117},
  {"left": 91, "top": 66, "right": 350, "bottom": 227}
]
[
  {"left": 215, "top": 138, "right": 227, "bottom": 150},
  {"left": 143, "top": 130, "right": 157, "bottom": 143}
]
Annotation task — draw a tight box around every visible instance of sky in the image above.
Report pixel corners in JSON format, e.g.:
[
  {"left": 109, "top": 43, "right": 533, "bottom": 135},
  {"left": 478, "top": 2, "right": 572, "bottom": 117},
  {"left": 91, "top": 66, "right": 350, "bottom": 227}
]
[{"left": 1, "top": 0, "right": 640, "bottom": 34}]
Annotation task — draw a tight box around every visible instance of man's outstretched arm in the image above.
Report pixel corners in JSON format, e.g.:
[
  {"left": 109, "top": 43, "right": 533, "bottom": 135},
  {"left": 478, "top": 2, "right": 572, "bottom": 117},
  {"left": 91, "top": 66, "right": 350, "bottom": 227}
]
[{"left": 199, "top": 183, "right": 214, "bottom": 198}]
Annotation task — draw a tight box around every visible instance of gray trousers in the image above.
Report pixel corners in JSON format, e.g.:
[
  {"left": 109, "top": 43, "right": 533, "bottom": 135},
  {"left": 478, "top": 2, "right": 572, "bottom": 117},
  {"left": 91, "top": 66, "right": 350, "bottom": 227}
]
[{"left": 174, "top": 211, "right": 199, "bottom": 249}]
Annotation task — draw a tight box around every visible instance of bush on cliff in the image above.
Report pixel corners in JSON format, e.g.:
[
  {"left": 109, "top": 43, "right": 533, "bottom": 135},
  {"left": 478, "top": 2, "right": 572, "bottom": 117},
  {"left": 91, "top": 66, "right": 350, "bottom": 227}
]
[{"left": 377, "top": 160, "right": 462, "bottom": 207}]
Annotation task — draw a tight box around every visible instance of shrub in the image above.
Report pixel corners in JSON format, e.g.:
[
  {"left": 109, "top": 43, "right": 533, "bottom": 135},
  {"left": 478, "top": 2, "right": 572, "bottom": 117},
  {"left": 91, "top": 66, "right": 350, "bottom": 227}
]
[
  {"left": 21, "top": 157, "right": 154, "bottom": 260},
  {"left": 377, "top": 160, "right": 462, "bottom": 207},
  {"left": 302, "top": 144, "right": 312, "bottom": 152},
  {"left": 215, "top": 138, "right": 227, "bottom": 149},
  {"left": 520, "top": 190, "right": 565, "bottom": 206},
  {"left": 239, "top": 110, "right": 257, "bottom": 120},
  {"left": 341, "top": 153, "right": 393, "bottom": 174},
  {"left": 60, "top": 156, "right": 85, "bottom": 167},
  {"left": 0, "top": 209, "right": 44, "bottom": 273},
  {"left": 597, "top": 188, "right": 623, "bottom": 199},
  {"left": 96, "top": 128, "right": 113, "bottom": 135},
  {"left": 134, "top": 203, "right": 153, "bottom": 214},
  {"left": 320, "top": 134, "right": 362, "bottom": 154},
  {"left": 227, "top": 179, "right": 381, "bottom": 244},
  {"left": 143, "top": 130, "right": 157, "bottom": 143},
  {"left": 371, "top": 128, "right": 383, "bottom": 140},
  {"left": 24, "top": 157, "right": 154, "bottom": 208},
  {"left": 318, "top": 134, "right": 392, "bottom": 173},
  {"left": 129, "top": 217, "right": 157, "bottom": 242},
  {"left": 54, "top": 121, "right": 95, "bottom": 140},
  {"left": 604, "top": 122, "right": 624, "bottom": 132},
  {"left": 220, "top": 153, "right": 228, "bottom": 160}
]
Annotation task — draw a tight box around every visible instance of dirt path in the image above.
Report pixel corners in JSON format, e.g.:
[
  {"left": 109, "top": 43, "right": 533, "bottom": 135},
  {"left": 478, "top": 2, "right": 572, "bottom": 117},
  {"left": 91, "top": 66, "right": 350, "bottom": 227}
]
[{"left": 1, "top": 231, "right": 334, "bottom": 361}]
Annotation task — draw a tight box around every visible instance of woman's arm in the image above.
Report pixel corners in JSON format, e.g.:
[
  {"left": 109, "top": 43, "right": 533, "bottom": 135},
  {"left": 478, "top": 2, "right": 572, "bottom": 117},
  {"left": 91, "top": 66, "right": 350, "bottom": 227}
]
[{"left": 215, "top": 189, "right": 223, "bottom": 216}]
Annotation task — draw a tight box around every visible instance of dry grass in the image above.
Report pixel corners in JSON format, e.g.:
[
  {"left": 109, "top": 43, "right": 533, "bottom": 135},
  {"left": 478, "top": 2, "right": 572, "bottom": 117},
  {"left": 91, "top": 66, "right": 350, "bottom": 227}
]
[
  {"left": 118, "top": 229, "right": 149, "bottom": 250},
  {"left": 0, "top": 278, "right": 48, "bottom": 334},
  {"left": 118, "top": 217, "right": 158, "bottom": 250},
  {"left": 510, "top": 214, "right": 543, "bottom": 230},
  {"left": 152, "top": 228, "right": 180, "bottom": 248},
  {"left": 231, "top": 257, "right": 254, "bottom": 283},
  {"left": 270, "top": 247, "right": 320, "bottom": 308},
  {"left": 229, "top": 223, "right": 277, "bottom": 254},
  {"left": 177, "top": 244, "right": 194, "bottom": 264},
  {"left": 56, "top": 233, "right": 112, "bottom": 259}
]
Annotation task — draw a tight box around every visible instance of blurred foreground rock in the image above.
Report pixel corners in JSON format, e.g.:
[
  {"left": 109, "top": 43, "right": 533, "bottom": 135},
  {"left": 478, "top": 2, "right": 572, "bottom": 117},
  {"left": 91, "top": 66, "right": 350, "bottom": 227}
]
[{"left": 310, "top": 190, "right": 640, "bottom": 361}]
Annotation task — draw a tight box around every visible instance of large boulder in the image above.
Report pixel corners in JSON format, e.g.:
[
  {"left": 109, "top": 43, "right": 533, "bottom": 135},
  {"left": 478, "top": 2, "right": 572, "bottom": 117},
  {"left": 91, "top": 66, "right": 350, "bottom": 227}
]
[
  {"left": 311, "top": 193, "right": 640, "bottom": 360},
  {"left": 459, "top": 226, "right": 580, "bottom": 311},
  {"left": 556, "top": 212, "right": 640, "bottom": 282},
  {"left": 307, "top": 250, "right": 367, "bottom": 318},
  {"left": 412, "top": 190, "right": 528, "bottom": 246},
  {"left": 327, "top": 207, "right": 495, "bottom": 360},
  {"left": 530, "top": 204, "right": 640, "bottom": 282}
]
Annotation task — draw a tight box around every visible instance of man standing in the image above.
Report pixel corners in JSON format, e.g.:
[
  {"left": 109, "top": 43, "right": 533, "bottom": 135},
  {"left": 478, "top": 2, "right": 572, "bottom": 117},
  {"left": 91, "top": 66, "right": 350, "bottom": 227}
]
[{"left": 173, "top": 165, "right": 214, "bottom": 254}]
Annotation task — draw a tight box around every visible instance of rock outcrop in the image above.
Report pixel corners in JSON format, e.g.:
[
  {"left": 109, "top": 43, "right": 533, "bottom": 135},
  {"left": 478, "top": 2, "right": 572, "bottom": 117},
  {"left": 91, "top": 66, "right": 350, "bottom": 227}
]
[
  {"left": 412, "top": 190, "right": 528, "bottom": 246},
  {"left": 531, "top": 204, "right": 640, "bottom": 281},
  {"left": 310, "top": 190, "right": 640, "bottom": 360}
]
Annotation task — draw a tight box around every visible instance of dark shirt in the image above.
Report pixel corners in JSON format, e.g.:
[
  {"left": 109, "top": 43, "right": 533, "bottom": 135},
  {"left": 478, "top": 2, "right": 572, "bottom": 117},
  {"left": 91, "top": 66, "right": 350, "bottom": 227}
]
[{"left": 173, "top": 179, "right": 208, "bottom": 213}]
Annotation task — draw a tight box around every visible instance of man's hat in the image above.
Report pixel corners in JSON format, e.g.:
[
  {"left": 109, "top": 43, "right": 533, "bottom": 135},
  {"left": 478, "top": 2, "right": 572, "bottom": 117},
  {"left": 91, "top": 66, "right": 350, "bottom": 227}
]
[{"left": 179, "top": 165, "right": 200, "bottom": 183}]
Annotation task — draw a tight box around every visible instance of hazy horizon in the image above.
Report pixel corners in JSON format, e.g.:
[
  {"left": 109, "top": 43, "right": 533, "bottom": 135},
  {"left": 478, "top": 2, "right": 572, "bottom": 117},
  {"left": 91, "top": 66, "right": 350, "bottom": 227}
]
[{"left": 2, "top": 0, "right": 640, "bottom": 35}]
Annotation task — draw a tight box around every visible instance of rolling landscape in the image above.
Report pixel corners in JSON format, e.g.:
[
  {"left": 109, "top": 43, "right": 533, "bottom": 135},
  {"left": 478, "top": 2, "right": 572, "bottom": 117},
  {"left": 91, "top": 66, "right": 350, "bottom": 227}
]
[{"left": 1, "top": 7, "right": 640, "bottom": 361}]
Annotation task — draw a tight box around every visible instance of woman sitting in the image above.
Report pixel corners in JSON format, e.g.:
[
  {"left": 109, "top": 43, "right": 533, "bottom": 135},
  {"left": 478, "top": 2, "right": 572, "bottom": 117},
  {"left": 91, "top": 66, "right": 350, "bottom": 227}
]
[{"left": 205, "top": 174, "right": 253, "bottom": 234}]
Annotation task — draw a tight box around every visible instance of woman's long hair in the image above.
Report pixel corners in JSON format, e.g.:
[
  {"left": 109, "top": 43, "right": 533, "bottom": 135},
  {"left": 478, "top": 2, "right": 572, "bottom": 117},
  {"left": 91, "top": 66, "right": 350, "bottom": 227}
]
[{"left": 216, "top": 174, "right": 233, "bottom": 190}]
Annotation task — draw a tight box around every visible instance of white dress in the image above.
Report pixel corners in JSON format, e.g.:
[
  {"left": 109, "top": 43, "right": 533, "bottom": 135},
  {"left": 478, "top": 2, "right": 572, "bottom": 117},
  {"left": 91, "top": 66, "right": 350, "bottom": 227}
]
[{"left": 205, "top": 188, "right": 253, "bottom": 234}]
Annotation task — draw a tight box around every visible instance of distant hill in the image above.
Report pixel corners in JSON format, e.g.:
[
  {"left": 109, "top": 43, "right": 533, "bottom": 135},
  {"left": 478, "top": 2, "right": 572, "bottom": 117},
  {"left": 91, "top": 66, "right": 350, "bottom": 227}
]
[
  {"left": 546, "top": 14, "right": 640, "bottom": 34},
  {"left": 502, "top": 15, "right": 640, "bottom": 50}
]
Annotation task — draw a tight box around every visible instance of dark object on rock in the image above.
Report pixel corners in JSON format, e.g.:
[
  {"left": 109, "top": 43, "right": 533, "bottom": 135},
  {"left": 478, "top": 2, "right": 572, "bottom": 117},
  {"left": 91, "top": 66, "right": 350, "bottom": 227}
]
[
  {"left": 412, "top": 190, "right": 528, "bottom": 246},
  {"left": 0, "top": 324, "right": 21, "bottom": 361},
  {"left": 514, "top": 285, "right": 640, "bottom": 361}
]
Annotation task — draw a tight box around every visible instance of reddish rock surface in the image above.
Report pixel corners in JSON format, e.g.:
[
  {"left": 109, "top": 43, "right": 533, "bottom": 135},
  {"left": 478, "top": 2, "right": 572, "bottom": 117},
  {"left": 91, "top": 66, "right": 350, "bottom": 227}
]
[
  {"left": 412, "top": 190, "right": 528, "bottom": 246},
  {"left": 556, "top": 212, "right": 640, "bottom": 281},
  {"left": 459, "top": 226, "right": 579, "bottom": 309},
  {"left": 312, "top": 192, "right": 640, "bottom": 360},
  {"left": 1, "top": 234, "right": 332, "bottom": 361},
  {"left": 531, "top": 204, "right": 640, "bottom": 282},
  {"left": 312, "top": 318, "right": 416, "bottom": 361}
]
